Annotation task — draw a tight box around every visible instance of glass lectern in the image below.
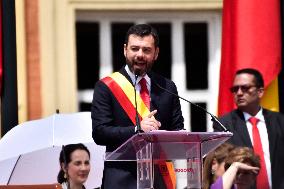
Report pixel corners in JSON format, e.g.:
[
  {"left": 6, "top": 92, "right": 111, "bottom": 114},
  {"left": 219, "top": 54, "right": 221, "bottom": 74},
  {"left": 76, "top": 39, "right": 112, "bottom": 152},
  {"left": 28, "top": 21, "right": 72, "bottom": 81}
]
[{"left": 105, "top": 131, "right": 232, "bottom": 189}]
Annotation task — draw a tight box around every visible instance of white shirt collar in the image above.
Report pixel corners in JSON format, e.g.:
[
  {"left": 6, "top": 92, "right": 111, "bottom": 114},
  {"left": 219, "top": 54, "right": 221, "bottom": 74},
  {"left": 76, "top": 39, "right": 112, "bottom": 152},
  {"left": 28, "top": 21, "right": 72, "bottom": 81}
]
[
  {"left": 124, "top": 65, "right": 150, "bottom": 85},
  {"left": 243, "top": 108, "right": 265, "bottom": 122}
]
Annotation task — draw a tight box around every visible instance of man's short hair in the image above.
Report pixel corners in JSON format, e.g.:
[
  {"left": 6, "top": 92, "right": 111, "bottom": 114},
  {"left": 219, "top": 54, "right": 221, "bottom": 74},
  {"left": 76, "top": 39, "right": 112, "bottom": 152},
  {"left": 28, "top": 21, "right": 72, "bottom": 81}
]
[
  {"left": 236, "top": 68, "right": 264, "bottom": 88},
  {"left": 124, "top": 24, "right": 159, "bottom": 47}
]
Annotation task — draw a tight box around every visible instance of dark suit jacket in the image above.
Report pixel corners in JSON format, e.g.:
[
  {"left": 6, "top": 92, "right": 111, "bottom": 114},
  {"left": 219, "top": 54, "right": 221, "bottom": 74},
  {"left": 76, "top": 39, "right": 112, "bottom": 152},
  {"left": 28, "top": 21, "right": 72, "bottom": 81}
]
[
  {"left": 213, "top": 109, "right": 284, "bottom": 189},
  {"left": 91, "top": 67, "right": 184, "bottom": 189}
]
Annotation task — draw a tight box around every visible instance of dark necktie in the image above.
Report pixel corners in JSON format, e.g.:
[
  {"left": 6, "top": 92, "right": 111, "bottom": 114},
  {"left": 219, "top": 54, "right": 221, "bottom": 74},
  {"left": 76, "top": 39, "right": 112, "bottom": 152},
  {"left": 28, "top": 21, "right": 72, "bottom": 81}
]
[{"left": 249, "top": 117, "right": 269, "bottom": 189}]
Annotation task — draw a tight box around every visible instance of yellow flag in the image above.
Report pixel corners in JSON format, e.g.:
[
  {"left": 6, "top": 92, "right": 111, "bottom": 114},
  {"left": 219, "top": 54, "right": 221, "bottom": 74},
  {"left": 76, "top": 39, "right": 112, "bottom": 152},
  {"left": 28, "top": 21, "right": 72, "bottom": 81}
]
[{"left": 261, "top": 78, "right": 279, "bottom": 112}]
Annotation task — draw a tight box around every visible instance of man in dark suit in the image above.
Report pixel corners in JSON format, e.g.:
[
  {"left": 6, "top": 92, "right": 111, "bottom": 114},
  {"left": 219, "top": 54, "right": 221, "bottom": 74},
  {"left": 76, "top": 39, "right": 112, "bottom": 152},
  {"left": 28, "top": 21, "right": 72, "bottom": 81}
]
[
  {"left": 92, "top": 24, "right": 184, "bottom": 189},
  {"left": 214, "top": 68, "right": 284, "bottom": 189}
]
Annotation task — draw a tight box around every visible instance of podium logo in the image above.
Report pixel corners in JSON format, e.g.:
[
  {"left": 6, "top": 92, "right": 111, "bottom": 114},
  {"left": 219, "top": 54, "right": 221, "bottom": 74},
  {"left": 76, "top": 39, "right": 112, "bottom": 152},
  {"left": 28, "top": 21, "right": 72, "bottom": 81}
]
[
  {"left": 174, "top": 168, "right": 195, "bottom": 173},
  {"left": 159, "top": 164, "right": 169, "bottom": 176}
]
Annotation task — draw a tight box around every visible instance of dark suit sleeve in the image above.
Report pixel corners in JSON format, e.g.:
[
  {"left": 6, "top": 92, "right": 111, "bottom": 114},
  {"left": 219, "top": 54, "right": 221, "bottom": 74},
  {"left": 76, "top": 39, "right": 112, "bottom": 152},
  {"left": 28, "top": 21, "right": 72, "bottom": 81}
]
[
  {"left": 91, "top": 80, "right": 135, "bottom": 147},
  {"left": 212, "top": 119, "right": 227, "bottom": 132},
  {"left": 212, "top": 112, "right": 233, "bottom": 132},
  {"left": 265, "top": 111, "right": 284, "bottom": 188}
]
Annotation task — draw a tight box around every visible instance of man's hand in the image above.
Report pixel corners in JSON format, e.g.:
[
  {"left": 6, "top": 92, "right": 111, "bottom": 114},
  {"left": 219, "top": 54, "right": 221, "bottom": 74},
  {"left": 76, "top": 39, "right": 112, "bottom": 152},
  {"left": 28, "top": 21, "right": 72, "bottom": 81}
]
[{"left": 141, "top": 110, "right": 161, "bottom": 132}]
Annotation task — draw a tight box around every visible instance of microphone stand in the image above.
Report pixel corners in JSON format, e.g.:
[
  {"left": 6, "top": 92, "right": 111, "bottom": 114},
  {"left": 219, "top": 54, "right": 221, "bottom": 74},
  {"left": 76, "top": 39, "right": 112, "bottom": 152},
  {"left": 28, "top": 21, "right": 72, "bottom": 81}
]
[
  {"left": 134, "top": 74, "right": 143, "bottom": 133},
  {"left": 152, "top": 81, "right": 229, "bottom": 132}
]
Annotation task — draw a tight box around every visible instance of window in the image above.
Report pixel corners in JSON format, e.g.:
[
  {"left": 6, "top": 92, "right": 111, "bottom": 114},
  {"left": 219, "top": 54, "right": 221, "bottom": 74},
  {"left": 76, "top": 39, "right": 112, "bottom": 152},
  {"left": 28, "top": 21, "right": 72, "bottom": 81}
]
[{"left": 76, "top": 11, "right": 221, "bottom": 131}]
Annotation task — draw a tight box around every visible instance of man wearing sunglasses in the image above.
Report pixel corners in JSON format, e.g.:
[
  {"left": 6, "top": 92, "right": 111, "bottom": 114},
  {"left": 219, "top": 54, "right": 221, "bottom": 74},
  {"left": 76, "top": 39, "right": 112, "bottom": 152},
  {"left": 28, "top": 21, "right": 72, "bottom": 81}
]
[{"left": 213, "top": 68, "right": 284, "bottom": 189}]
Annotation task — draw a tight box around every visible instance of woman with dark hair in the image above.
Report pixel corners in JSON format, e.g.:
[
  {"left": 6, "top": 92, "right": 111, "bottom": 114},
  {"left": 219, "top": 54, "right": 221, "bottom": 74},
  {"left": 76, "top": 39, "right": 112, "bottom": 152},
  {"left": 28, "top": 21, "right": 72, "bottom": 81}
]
[{"left": 58, "top": 143, "right": 91, "bottom": 189}]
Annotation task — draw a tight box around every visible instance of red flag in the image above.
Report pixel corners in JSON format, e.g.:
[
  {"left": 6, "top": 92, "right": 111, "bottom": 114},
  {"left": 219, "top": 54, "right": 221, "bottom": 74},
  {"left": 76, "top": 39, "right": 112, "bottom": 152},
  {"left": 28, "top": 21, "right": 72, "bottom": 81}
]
[{"left": 218, "top": 0, "right": 282, "bottom": 116}]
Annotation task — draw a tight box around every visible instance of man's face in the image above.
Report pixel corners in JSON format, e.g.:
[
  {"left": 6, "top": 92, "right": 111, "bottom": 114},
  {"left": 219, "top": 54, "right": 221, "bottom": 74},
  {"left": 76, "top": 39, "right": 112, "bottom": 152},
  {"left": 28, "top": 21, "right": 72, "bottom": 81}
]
[
  {"left": 124, "top": 34, "right": 159, "bottom": 76},
  {"left": 231, "top": 73, "right": 264, "bottom": 112}
]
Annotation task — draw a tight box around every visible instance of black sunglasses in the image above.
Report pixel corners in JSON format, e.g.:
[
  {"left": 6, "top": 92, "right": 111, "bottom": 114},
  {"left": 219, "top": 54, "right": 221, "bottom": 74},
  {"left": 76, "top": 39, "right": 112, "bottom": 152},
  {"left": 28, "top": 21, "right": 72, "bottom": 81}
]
[{"left": 230, "top": 85, "right": 257, "bottom": 93}]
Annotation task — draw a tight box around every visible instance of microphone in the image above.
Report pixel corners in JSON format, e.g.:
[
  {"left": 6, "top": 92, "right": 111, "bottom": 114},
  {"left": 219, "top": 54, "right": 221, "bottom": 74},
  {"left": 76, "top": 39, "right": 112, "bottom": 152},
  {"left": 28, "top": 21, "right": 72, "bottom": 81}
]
[
  {"left": 150, "top": 76, "right": 229, "bottom": 132},
  {"left": 133, "top": 73, "right": 143, "bottom": 133}
]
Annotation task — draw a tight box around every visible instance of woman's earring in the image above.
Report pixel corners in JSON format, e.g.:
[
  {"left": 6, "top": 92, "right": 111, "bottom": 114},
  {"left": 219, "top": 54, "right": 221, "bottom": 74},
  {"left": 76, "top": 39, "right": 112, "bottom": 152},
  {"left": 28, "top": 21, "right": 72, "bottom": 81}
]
[
  {"left": 64, "top": 172, "right": 67, "bottom": 179},
  {"left": 211, "top": 169, "right": 215, "bottom": 175}
]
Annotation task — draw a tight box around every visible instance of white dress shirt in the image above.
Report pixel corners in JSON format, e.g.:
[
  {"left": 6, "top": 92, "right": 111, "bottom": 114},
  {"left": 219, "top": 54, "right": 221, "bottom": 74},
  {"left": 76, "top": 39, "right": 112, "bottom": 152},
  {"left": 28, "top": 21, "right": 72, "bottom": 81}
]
[
  {"left": 243, "top": 109, "right": 272, "bottom": 189},
  {"left": 125, "top": 65, "right": 151, "bottom": 93}
]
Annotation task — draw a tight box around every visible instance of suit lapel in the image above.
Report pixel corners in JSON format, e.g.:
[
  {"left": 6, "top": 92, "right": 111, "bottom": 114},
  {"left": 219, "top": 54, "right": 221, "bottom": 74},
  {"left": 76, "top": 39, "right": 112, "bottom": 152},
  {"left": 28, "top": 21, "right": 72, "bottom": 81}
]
[
  {"left": 119, "top": 67, "right": 132, "bottom": 83},
  {"left": 120, "top": 68, "right": 157, "bottom": 112},
  {"left": 149, "top": 72, "right": 163, "bottom": 120},
  {"left": 233, "top": 110, "right": 253, "bottom": 147},
  {"left": 263, "top": 109, "right": 276, "bottom": 164}
]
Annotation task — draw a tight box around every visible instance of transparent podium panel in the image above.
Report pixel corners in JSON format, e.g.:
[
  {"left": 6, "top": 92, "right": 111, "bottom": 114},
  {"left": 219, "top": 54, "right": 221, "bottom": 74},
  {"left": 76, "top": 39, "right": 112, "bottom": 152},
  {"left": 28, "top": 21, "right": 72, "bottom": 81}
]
[{"left": 105, "top": 131, "right": 232, "bottom": 189}]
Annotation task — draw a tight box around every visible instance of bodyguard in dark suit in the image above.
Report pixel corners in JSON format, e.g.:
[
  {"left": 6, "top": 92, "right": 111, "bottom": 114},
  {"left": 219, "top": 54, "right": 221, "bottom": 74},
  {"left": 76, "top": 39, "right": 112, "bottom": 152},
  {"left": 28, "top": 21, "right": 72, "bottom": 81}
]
[
  {"left": 92, "top": 24, "right": 184, "bottom": 189},
  {"left": 214, "top": 68, "right": 284, "bottom": 189}
]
